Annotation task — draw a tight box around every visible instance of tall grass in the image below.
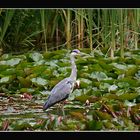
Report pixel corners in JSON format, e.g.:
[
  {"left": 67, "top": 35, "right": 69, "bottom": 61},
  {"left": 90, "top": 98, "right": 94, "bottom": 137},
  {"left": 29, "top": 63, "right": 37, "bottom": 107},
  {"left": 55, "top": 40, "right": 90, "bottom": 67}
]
[
  {"left": 76, "top": 9, "right": 84, "bottom": 49},
  {"left": 110, "top": 10, "right": 116, "bottom": 59},
  {"left": 101, "top": 9, "right": 109, "bottom": 54},
  {"left": 0, "top": 9, "right": 139, "bottom": 56},
  {"left": 133, "top": 9, "right": 140, "bottom": 50},
  {"left": 61, "top": 9, "right": 72, "bottom": 49},
  {"left": 119, "top": 9, "right": 124, "bottom": 58},
  {"left": 9, "top": 10, "right": 41, "bottom": 50},
  {"left": 86, "top": 9, "right": 94, "bottom": 51},
  {"left": 0, "top": 9, "right": 15, "bottom": 48},
  {"left": 40, "top": 9, "right": 48, "bottom": 52}
]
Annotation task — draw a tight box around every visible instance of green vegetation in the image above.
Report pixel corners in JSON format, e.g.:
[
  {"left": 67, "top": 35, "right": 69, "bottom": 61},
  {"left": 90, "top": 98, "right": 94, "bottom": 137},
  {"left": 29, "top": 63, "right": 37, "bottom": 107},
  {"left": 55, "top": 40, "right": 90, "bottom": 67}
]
[
  {"left": 0, "top": 9, "right": 140, "bottom": 131},
  {"left": 0, "top": 9, "right": 140, "bottom": 56},
  {"left": 0, "top": 49, "right": 140, "bottom": 131}
]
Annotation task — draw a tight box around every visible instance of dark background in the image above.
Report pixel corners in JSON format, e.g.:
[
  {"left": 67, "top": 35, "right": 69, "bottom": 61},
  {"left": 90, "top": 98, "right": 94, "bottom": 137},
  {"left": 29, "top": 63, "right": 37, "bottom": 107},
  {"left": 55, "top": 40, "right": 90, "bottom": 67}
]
[
  {"left": 0, "top": 0, "right": 139, "bottom": 8},
  {"left": 0, "top": 0, "right": 139, "bottom": 139}
]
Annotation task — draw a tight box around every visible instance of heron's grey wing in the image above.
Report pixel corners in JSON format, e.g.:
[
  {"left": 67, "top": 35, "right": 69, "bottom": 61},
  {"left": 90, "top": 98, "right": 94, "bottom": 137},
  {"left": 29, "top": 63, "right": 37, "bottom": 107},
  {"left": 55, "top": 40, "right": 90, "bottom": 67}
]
[
  {"left": 44, "top": 78, "right": 74, "bottom": 109},
  {"left": 51, "top": 78, "right": 73, "bottom": 94}
]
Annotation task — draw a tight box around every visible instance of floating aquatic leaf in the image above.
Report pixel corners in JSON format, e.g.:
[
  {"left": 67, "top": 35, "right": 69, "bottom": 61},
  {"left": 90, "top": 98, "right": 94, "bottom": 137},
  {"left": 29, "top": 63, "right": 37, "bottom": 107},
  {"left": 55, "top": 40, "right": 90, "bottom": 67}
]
[
  {"left": 32, "top": 65, "right": 47, "bottom": 76},
  {"left": 118, "top": 74, "right": 125, "bottom": 79},
  {"left": 11, "top": 121, "right": 32, "bottom": 130},
  {"left": 111, "top": 63, "right": 127, "bottom": 70},
  {"left": 119, "top": 93, "right": 139, "bottom": 101},
  {"left": 16, "top": 69, "right": 26, "bottom": 77},
  {"left": 80, "top": 78, "right": 92, "bottom": 85},
  {"left": 85, "top": 120, "right": 103, "bottom": 130},
  {"left": 99, "top": 82, "right": 110, "bottom": 91},
  {"left": 7, "top": 58, "right": 21, "bottom": 66},
  {"left": 20, "top": 88, "right": 35, "bottom": 93},
  {"left": 61, "top": 119, "right": 82, "bottom": 130},
  {"left": 76, "top": 58, "right": 88, "bottom": 65},
  {"left": 69, "top": 89, "right": 82, "bottom": 100},
  {"left": 89, "top": 64, "right": 103, "bottom": 72},
  {"left": 0, "top": 65, "right": 9, "bottom": 71},
  {"left": 117, "top": 78, "right": 139, "bottom": 87},
  {"left": 52, "top": 70, "right": 60, "bottom": 77},
  {"left": 89, "top": 71, "right": 108, "bottom": 81},
  {"left": 124, "top": 100, "right": 136, "bottom": 107},
  {"left": 45, "top": 60, "right": 58, "bottom": 68},
  {"left": 0, "top": 58, "right": 21, "bottom": 66},
  {"left": 104, "top": 94, "right": 119, "bottom": 100},
  {"left": 79, "top": 78, "right": 92, "bottom": 88},
  {"left": 117, "top": 82, "right": 129, "bottom": 89},
  {"left": 108, "top": 84, "right": 118, "bottom": 92},
  {"left": 98, "top": 61, "right": 113, "bottom": 71},
  {"left": 95, "top": 110, "right": 112, "bottom": 120},
  {"left": 29, "top": 52, "right": 43, "bottom": 62},
  {"left": 135, "top": 95, "right": 140, "bottom": 103},
  {"left": 75, "top": 95, "right": 90, "bottom": 103},
  {"left": 32, "top": 119, "right": 47, "bottom": 130},
  {"left": 0, "top": 68, "right": 16, "bottom": 76},
  {"left": 125, "top": 66, "right": 138, "bottom": 76},
  {"left": 0, "top": 76, "right": 10, "bottom": 83},
  {"left": 102, "top": 120, "right": 115, "bottom": 130},
  {"left": 135, "top": 70, "right": 140, "bottom": 79},
  {"left": 70, "top": 111, "right": 86, "bottom": 121},
  {"left": 31, "top": 77, "right": 47, "bottom": 86},
  {"left": 17, "top": 77, "right": 32, "bottom": 87},
  {"left": 34, "top": 60, "right": 45, "bottom": 66},
  {"left": 40, "top": 90, "right": 50, "bottom": 95},
  {"left": 1, "top": 54, "right": 10, "bottom": 59}
]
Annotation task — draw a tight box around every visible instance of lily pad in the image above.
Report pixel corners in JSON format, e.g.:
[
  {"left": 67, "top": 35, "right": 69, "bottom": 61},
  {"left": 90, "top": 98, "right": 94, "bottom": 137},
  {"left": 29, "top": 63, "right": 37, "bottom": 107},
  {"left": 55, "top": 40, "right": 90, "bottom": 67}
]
[
  {"left": 70, "top": 111, "right": 86, "bottom": 121},
  {"left": 85, "top": 120, "right": 103, "bottom": 130},
  {"left": 20, "top": 88, "right": 35, "bottom": 93},
  {"left": 79, "top": 78, "right": 92, "bottom": 88},
  {"left": 75, "top": 95, "right": 91, "bottom": 103},
  {"left": 89, "top": 71, "right": 108, "bottom": 81},
  {"left": 119, "top": 93, "right": 139, "bottom": 101},
  {"left": 111, "top": 63, "right": 127, "bottom": 70},
  {"left": 0, "top": 76, "right": 10, "bottom": 84},
  {"left": 29, "top": 52, "right": 43, "bottom": 62},
  {"left": 95, "top": 110, "right": 112, "bottom": 120},
  {"left": 0, "top": 58, "right": 21, "bottom": 66},
  {"left": 125, "top": 66, "right": 138, "bottom": 76},
  {"left": 31, "top": 77, "right": 48, "bottom": 86},
  {"left": 17, "top": 77, "right": 32, "bottom": 87}
]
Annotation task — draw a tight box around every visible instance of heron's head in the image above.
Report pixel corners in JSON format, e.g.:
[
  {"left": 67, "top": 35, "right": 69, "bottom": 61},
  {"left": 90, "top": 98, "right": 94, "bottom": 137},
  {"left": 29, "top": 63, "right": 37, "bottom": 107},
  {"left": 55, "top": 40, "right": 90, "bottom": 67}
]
[
  {"left": 71, "top": 49, "right": 88, "bottom": 57},
  {"left": 71, "top": 49, "right": 81, "bottom": 56}
]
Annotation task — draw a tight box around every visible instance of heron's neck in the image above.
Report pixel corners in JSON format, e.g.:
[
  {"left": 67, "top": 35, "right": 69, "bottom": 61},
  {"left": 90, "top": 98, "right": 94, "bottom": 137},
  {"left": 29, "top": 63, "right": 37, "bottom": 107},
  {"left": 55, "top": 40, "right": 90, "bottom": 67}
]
[{"left": 70, "top": 55, "right": 77, "bottom": 81}]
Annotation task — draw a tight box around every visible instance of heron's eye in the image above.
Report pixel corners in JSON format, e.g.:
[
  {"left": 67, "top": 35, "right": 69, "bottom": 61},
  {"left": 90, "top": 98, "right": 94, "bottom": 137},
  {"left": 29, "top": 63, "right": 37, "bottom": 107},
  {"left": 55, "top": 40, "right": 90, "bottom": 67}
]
[
  {"left": 72, "top": 51, "right": 78, "bottom": 54},
  {"left": 71, "top": 49, "right": 80, "bottom": 54}
]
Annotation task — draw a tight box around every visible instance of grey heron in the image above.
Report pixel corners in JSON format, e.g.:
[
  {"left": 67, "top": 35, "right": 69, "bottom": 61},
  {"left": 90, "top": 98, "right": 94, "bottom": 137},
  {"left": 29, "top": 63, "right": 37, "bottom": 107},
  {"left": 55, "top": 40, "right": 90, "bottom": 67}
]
[{"left": 43, "top": 49, "right": 82, "bottom": 111}]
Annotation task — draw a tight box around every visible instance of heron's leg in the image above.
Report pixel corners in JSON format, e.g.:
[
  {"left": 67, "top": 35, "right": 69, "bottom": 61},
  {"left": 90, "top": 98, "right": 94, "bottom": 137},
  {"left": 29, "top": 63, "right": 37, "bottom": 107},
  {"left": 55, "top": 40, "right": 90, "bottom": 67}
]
[
  {"left": 56, "top": 103, "right": 61, "bottom": 115},
  {"left": 56, "top": 102, "right": 66, "bottom": 118},
  {"left": 62, "top": 103, "right": 65, "bottom": 117}
]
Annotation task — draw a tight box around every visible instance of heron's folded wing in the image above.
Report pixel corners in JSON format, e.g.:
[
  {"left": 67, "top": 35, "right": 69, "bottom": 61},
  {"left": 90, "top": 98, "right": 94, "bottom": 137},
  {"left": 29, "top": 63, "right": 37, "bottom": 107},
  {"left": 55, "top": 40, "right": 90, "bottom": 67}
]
[{"left": 46, "top": 78, "right": 73, "bottom": 106}]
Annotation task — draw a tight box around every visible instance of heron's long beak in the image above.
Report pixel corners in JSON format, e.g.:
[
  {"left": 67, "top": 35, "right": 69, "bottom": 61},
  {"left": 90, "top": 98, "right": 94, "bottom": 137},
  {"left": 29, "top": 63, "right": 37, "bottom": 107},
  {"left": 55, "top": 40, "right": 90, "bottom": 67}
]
[{"left": 80, "top": 52, "right": 90, "bottom": 57}]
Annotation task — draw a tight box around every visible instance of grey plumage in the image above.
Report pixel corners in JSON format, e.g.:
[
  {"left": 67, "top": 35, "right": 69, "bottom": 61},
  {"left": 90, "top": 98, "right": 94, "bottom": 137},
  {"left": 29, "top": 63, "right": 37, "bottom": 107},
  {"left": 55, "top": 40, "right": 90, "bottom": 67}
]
[{"left": 43, "top": 49, "right": 81, "bottom": 110}]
